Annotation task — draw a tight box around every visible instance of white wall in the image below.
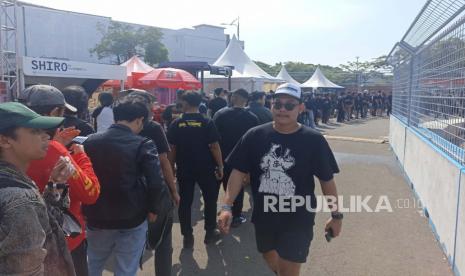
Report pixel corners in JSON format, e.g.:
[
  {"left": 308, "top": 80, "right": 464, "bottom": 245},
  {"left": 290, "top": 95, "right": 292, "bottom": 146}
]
[
  {"left": 15, "top": 4, "right": 228, "bottom": 65},
  {"left": 21, "top": 5, "right": 112, "bottom": 64},
  {"left": 389, "top": 117, "right": 406, "bottom": 165},
  {"left": 161, "top": 25, "right": 227, "bottom": 63},
  {"left": 390, "top": 115, "right": 464, "bottom": 275}
]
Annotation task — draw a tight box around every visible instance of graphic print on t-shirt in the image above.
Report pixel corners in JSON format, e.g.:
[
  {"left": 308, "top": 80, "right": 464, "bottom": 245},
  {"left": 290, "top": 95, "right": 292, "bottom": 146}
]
[{"left": 259, "top": 143, "right": 296, "bottom": 196}]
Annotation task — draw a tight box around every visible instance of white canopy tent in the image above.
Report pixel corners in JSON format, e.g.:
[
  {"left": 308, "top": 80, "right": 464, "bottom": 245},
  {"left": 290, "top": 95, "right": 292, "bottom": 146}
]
[
  {"left": 276, "top": 66, "right": 301, "bottom": 86},
  {"left": 301, "top": 67, "right": 343, "bottom": 89},
  {"left": 204, "top": 36, "right": 283, "bottom": 92}
]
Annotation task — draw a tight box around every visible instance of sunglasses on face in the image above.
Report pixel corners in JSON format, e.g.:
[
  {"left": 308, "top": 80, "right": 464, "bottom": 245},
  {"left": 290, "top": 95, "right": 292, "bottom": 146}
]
[{"left": 273, "top": 101, "right": 299, "bottom": 111}]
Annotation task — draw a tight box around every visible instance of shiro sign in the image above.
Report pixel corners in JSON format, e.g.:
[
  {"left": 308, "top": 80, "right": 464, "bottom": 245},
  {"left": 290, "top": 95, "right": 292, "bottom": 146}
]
[{"left": 22, "top": 56, "right": 126, "bottom": 80}]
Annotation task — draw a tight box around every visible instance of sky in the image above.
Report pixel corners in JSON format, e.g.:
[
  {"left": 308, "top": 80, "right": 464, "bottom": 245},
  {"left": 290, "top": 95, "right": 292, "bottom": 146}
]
[{"left": 24, "top": 0, "right": 426, "bottom": 67}]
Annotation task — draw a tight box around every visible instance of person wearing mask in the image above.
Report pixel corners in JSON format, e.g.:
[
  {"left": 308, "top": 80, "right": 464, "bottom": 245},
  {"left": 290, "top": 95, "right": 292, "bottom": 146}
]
[
  {"left": 167, "top": 91, "right": 224, "bottom": 248},
  {"left": 92, "top": 92, "right": 114, "bottom": 132},
  {"left": 0, "top": 102, "right": 76, "bottom": 275},
  {"left": 213, "top": 88, "right": 259, "bottom": 227},
  {"left": 247, "top": 91, "right": 273, "bottom": 124},
  {"left": 22, "top": 85, "right": 101, "bottom": 276}
]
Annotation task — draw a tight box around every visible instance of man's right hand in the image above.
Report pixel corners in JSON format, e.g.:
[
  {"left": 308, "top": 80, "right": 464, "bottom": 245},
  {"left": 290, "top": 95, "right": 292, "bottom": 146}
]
[{"left": 218, "top": 210, "right": 232, "bottom": 234}]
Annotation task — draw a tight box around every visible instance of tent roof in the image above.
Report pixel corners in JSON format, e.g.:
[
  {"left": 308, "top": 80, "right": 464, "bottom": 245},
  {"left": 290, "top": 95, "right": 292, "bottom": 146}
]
[
  {"left": 301, "top": 67, "right": 344, "bottom": 89},
  {"left": 205, "top": 36, "right": 281, "bottom": 82},
  {"left": 276, "top": 66, "right": 301, "bottom": 85},
  {"left": 121, "top": 56, "right": 155, "bottom": 76}
]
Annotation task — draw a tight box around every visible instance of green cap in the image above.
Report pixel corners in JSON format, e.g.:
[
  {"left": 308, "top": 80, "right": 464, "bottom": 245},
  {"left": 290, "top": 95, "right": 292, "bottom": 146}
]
[{"left": 0, "top": 102, "right": 64, "bottom": 131}]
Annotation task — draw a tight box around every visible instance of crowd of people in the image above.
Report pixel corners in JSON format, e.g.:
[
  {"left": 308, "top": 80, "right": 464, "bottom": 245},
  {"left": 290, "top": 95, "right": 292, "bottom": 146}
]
[
  {"left": 0, "top": 83, "right": 344, "bottom": 276},
  {"left": 300, "top": 90, "right": 392, "bottom": 127}
]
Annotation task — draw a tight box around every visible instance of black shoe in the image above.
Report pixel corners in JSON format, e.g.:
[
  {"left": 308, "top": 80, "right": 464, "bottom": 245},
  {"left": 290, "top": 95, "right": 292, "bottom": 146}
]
[
  {"left": 204, "top": 229, "right": 221, "bottom": 244},
  {"left": 183, "top": 235, "right": 194, "bottom": 249},
  {"left": 231, "top": 215, "right": 247, "bottom": 228}
]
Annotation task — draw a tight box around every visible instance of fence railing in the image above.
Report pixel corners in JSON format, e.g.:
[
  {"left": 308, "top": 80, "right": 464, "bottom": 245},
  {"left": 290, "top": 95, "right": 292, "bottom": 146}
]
[{"left": 389, "top": 0, "right": 465, "bottom": 165}]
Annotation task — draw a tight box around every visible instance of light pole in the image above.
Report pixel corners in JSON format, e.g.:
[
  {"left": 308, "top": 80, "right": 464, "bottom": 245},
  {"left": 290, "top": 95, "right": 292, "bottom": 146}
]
[{"left": 221, "top": 17, "right": 240, "bottom": 40}]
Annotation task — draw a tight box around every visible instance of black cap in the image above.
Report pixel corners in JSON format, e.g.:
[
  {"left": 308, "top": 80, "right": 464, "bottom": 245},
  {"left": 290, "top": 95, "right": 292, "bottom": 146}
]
[
  {"left": 20, "top": 85, "right": 77, "bottom": 113},
  {"left": 0, "top": 102, "right": 64, "bottom": 131}
]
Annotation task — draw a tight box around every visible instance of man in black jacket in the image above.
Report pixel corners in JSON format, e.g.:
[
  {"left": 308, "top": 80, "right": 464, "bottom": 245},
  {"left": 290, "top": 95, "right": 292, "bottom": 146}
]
[{"left": 83, "top": 97, "right": 167, "bottom": 276}]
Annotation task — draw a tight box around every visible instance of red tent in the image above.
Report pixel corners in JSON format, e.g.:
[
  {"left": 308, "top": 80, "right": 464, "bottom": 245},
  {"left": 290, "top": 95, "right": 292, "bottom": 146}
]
[
  {"left": 138, "top": 68, "right": 202, "bottom": 90},
  {"left": 102, "top": 56, "right": 155, "bottom": 88}
]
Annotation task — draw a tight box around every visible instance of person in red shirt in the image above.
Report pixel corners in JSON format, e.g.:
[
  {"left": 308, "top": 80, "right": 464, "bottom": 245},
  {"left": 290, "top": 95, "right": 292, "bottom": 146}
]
[{"left": 21, "top": 84, "right": 100, "bottom": 276}]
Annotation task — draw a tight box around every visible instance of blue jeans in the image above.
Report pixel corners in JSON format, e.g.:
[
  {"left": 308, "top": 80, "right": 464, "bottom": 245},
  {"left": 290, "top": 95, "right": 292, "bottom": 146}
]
[
  {"left": 308, "top": 110, "right": 316, "bottom": 129},
  {"left": 87, "top": 221, "right": 147, "bottom": 276}
]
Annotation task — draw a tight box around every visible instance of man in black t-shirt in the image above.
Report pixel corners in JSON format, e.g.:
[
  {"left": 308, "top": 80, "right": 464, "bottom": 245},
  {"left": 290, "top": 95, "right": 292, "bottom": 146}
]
[
  {"left": 208, "top": 88, "right": 228, "bottom": 118},
  {"left": 213, "top": 88, "right": 259, "bottom": 228},
  {"left": 218, "top": 83, "right": 342, "bottom": 276},
  {"left": 167, "top": 91, "right": 224, "bottom": 248}
]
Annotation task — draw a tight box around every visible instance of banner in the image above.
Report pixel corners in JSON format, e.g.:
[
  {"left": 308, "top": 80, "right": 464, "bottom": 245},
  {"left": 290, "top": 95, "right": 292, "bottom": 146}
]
[{"left": 22, "top": 57, "right": 126, "bottom": 80}]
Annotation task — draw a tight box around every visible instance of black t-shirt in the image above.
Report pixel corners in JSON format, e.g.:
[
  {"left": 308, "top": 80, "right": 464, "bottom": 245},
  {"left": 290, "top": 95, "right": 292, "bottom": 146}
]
[
  {"left": 321, "top": 99, "right": 331, "bottom": 110},
  {"left": 213, "top": 107, "right": 259, "bottom": 159},
  {"left": 208, "top": 97, "right": 227, "bottom": 117},
  {"left": 304, "top": 98, "right": 317, "bottom": 111},
  {"left": 226, "top": 123, "right": 339, "bottom": 228},
  {"left": 63, "top": 115, "right": 95, "bottom": 137},
  {"left": 167, "top": 113, "right": 220, "bottom": 174},
  {"left": 344, "top": 95, "right": 354, "bottom": 105},
  {"left": 139, "top": 120, "right": 170, "bottom": 154}
]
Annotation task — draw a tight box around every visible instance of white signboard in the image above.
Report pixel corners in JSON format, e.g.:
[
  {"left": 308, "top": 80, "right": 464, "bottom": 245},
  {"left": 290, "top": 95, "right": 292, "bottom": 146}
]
[{"left": 22, "top": 56, "right": 126, "bottom": 80}]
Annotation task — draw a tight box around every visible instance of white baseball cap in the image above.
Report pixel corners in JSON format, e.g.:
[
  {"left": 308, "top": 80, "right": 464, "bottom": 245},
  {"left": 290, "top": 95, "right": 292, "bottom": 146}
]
[{"left": 274, "top": 83, "right": 302, "bottom": 101}]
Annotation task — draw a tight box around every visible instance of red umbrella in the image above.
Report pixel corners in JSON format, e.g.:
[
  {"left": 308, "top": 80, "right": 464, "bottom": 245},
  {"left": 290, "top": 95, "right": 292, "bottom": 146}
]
[{"left": 138, "top": 68, "right": 202, "bottom": 90}]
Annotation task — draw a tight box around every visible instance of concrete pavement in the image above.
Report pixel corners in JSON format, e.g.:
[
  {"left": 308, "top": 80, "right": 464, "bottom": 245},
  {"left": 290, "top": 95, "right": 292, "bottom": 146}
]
[{"left": 103, "top": 117, "right": 453, "bottom": 276}]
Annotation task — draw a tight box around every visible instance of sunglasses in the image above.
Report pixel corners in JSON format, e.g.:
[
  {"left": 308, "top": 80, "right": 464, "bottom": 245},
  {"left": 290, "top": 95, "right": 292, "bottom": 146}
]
[{"left": 273, "top": 101, "right": 299, "bottom": 111}]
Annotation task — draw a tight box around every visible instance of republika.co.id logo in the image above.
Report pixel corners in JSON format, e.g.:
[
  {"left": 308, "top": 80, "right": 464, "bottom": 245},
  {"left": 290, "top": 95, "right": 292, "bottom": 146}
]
[{"left": 263, "top": 195, "right": 424, "bottom": 213}]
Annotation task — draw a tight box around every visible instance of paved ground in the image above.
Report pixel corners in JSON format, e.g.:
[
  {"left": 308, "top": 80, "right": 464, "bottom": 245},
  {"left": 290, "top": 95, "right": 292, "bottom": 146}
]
[{"left": 103, "top": 117, "right": 453, "bottom": 276}]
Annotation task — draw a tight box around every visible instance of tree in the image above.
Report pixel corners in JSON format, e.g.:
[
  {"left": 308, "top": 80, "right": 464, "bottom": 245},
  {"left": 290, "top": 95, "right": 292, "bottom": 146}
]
[
  {"left": 141, "top": 28, "right": 169, "bottom": 66},
  {"left": 90, "top": 21, "right": 169, "bottom": 65},
  {"left": 254, "top": 57, "right": 393, "bottom": 88}
]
